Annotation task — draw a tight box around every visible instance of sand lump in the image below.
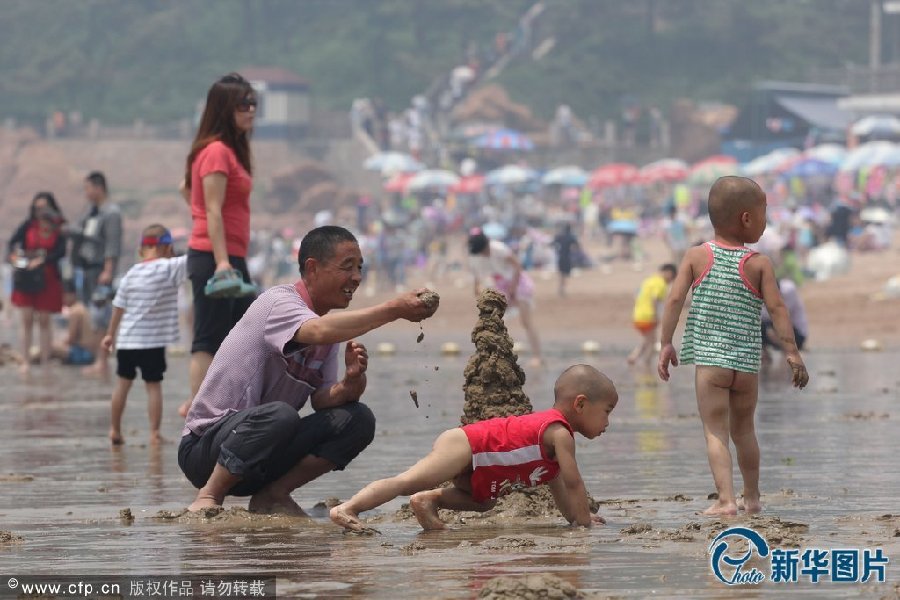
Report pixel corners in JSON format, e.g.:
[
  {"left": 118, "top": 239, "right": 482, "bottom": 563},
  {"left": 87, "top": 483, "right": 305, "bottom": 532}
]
[{"left": 462, "top": 289, "right": 531, "bottom": 424}]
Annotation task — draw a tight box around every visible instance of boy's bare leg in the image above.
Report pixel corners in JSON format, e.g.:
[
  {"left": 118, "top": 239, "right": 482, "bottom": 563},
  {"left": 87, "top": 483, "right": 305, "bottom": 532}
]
[
  {"left": 409, "top": 486, "right": 493, "bottom": 531},
  {"left": 730, "top": 371, "right": 762, "bottom": 513},
  {"left": 145, "top": 381, "right": 163, "bottom": 444},
  {"left": 248, "top": 454, "right": 334, "bottom": 517},
  {"left": 189, "top": 463, "right": 241, "bottom": 511},
  {"left": 109, "top": 377, "right": 133, "bottom": 445},
  {"left": 695, "top": 366, "right": 738, "bottom": 516},
  {"left": 330, "top": 428, "right": 472, "bottom": 531},
  {"left": 628, "top": 329, "right": 655, "bottom": 365}
]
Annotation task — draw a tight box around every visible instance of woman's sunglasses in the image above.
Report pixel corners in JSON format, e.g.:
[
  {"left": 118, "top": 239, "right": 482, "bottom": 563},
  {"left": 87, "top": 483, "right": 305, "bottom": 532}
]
[{"left": 236, "top": 98, "right": 258, "bottom": 112}]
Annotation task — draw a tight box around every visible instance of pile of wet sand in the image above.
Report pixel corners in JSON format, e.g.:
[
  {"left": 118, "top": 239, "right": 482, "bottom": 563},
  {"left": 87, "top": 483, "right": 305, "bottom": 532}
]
[
  {"left": 478, "top": 573, "right": 584, "bottom": 600},
  {"left": 461, "top": 289, "right": 531, "bottom": 424},
  {"left": 0, "top": 531, "right": 24, "bottom": 544}
]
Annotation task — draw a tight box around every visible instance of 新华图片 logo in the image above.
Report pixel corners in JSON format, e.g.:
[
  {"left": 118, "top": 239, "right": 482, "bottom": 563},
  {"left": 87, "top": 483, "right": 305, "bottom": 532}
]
[{"left": 709, "top": 526, "right": 889, "bottom": 585}]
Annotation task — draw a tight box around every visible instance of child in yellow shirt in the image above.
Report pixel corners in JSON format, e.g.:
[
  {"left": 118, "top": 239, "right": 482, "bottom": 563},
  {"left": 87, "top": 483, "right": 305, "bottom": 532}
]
[{"left": 627, "top": 264, "right": 676, "bottom": 365}]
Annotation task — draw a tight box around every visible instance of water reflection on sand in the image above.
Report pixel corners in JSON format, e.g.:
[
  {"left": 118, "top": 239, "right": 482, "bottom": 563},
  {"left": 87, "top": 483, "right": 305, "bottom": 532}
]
[{"left": 1, "top": 340, "right": 898, "bottom": 598}]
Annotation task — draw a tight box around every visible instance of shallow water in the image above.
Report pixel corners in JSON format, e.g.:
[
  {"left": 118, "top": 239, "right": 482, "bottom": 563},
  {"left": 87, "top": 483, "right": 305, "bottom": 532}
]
[{"left": 1, "top": 331, "right": 898, "bottom": 598}]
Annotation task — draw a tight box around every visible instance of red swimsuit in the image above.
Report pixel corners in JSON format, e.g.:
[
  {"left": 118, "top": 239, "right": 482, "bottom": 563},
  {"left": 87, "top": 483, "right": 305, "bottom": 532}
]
[{"left": 462, "top": 408, "right": 572, "bottom": 503}]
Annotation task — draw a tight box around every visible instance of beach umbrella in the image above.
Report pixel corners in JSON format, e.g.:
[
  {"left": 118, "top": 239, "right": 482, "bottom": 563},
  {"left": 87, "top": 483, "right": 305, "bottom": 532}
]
[
  {"left": 541, "top": 166, "right": 588, "bottom": 186},
  {"left": 741, "top": 148, "right": 800, "bottom": 176},
  {"left": 482, "top": 221, "right": 507, "bottom": 239},
  {"left": 485, "top": 164, "right": 539, "bottom": 186},
  {"left": 407, "top": 169, "right": 460, "bottom": 191},
  {"left": 840, "top": 141, "right": 898, "bottom": 171},
  {"left": 383, "top": 172, "right": 415, "bottom": 193},
  {"left": 363, "top": 152, "right": 423, "bottom": 175},
  {"left": 850, "top": 115, "right": 900, "bottom": 138},
  {"left": 473, "top": 128, "right": 535, "bottom": 151},
  {"left": 638, "top": 158, "right": 689, "bottom": 184},
  {"left": 781, "top": 158, "right": 837, "bottom": 179},
  {"left": 450, "top": 174, "right": 485, "bottom": 195},
  {"left": 588, "top": 163, "right": 639, "bottom": 189},
  {"left": 805, "top": 143, "right": 846, "bottom": 165},
  {"left": 688, "top": 155, "right": 740, "bottom": 185}
]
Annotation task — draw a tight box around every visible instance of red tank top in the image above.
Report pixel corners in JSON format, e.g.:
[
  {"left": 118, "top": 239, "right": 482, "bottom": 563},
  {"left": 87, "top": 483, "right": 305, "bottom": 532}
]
[{"left": 462, "top": 408, "right": 572, "bottom": 503}]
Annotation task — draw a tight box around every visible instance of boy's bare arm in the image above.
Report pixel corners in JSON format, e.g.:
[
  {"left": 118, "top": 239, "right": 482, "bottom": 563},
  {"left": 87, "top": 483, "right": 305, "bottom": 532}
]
[
  {"left": 546, "top": 427, "right": 597, "bottom": 527},
  {"left": 658, "top": 248, "right": 700, "bottom": 380},
  {"left": 754, "top": 256, "right": 809, "bottom": 388},
  {"left": 101, "top": 306, "right": 125, "bottom": 352}
]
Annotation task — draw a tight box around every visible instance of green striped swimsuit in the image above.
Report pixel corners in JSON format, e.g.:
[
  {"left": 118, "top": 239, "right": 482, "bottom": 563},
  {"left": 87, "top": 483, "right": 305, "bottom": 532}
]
[{"left": 681, "top": 241, "right": 763, "bottom": 373}]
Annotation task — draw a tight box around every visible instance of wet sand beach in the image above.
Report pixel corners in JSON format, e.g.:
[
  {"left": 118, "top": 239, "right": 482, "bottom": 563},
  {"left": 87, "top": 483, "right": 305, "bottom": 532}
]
[
  {"left": 1, "top": 238, "right": 899, "bottom": 598},
  {"left": 1, "top": 341, "right": 898, "bottom": 598}
]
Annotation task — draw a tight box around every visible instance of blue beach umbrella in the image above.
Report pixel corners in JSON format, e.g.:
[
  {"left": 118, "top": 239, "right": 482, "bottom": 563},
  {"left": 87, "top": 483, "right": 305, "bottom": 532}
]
[
  {"left": 473, "top": 128, "right": 535, "bottom": 151},
  {"left": 782, "top": 158, "right": 837, "bottom": 178}
]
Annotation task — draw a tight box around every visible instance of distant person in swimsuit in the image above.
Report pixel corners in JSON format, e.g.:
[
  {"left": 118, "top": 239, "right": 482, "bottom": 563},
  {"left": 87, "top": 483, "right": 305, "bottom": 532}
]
[
  {"left": 330, "top": 364, "right": 618, "bottom": 532},
  {"left": 658, "top": 176, "right": 809, "bottom": 516}
]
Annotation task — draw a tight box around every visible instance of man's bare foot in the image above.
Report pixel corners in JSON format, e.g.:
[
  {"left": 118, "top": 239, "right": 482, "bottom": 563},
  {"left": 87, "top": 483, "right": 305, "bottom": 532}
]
[
  {"left": 528, "top": 357, "right": 545, "bottom": 369},
  {"left": 109, "top": 429, "right": 124, "bottom": 445},
  {"left": 329, "top": 504, "right": 364, "bottom": 530},
  {"left": 738, "top": 495, "right": 763, "bottom": 514},
  {"left": 188, "top": 494, "right": 221, "bottom": 512},
  {"left": 18, "top": 363, "right": 30, "bottom": 376},
  {"left": 410, "top": 490, "right": 446, "bottom": 530},
  {"left": 702, "top": 500, "right": 738, "bottom": 516},
  {"left": 248, "top": 491, "right": 308, "bottom": 517},
  {"left": 177, "top": 400, "right": 191, "bottom": 418},
  {"left": 149, "top": 432, "right": 166, "bottom": 445}
]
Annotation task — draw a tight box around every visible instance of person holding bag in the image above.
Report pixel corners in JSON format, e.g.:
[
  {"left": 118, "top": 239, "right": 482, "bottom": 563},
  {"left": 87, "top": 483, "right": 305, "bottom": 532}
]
[
  {"left": 178, "top": 72, "right": 258, "bottom": 417},
  {"left": 7, "top": 192, "right": 67, "bottom": 375}
]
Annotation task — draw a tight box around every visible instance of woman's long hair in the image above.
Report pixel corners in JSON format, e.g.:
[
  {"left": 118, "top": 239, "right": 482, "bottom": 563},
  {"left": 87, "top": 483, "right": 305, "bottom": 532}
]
[
  {"left": 29, "top": 191, "right": 65, "bottom": 224},
  {"left": 184, "top": 72, "right": 255, "bottom": 188}
]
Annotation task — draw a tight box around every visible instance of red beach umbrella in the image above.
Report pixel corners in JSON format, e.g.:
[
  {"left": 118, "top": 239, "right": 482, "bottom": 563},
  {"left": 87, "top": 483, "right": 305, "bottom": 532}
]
[
  {"left": 383, "top": 172, "right": 415, "bottom": 193},
  {"left": 588, "top": 163, "right": 639, "bottom": 189},
  {"left": 450, "top": 175, "right": 485, "bottom": 195}
]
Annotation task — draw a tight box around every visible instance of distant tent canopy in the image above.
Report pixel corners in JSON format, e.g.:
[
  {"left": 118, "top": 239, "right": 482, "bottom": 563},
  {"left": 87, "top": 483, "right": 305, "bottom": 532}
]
[
  {"left": 722, "top": 82, "right": 851, "bottom": 162},
  {"left": 774, "top": 96, "right": 852, "bottom": 132}
]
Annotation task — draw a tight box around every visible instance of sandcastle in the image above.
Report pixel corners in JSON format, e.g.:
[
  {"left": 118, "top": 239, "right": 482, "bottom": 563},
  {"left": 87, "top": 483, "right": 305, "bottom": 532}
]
[{"left": 461, "top": 289, "right": 532, "bottom": 424}]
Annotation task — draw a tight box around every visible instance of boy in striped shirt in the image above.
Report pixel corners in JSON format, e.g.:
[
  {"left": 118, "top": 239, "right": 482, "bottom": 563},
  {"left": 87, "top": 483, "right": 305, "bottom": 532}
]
[
  {"left": 330, "top": 365, "right": 618, "bottom": 532},
  {"left": 101, "top": 224, "right": 187, "bottom": 445},
  {"left": 657, "top": 177, "right": 809, "bottom": 516}
]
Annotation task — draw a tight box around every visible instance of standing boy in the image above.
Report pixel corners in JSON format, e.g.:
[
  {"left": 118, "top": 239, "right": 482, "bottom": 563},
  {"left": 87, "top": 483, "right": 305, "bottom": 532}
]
[
  {"left": 627, "top": 263, "right": 676, "bottom": 366},
  {"left": 101, "top": 225, "right": 186, "bottom": 445},
  {"left": 657, "top": 177, "right": 809, "bottom": 516}
]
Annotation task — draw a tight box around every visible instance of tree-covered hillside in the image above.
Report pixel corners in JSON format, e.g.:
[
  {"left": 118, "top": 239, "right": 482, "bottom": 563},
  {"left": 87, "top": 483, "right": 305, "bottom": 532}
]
[{"left": 0, "top": 0, "right": 872, "bottom": 126}]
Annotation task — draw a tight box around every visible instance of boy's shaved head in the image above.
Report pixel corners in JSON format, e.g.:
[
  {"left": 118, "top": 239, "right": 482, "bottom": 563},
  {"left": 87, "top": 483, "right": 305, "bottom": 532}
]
[
  {"left": 554, "top": 364, "right": 617, "bottom": 405},
  {"left": 708, "top": 176, "right": 764, "bottom": 230}
]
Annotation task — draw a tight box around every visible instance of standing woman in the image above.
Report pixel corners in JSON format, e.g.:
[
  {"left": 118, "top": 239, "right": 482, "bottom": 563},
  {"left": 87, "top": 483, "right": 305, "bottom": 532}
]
[
  {"left": 179, "top": 73, "right": 258, "bottom": 416},
  {"left": 7, "top": 192, "right": 67, "bottom": 374},
  {"left": 468, "top": 229, "right": 543, "bottom": 367}
]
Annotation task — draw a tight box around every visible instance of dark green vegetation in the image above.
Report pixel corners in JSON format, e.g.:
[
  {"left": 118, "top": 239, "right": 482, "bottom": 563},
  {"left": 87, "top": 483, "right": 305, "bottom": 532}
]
[{"left": 0, "top": 0, "right": 870, "bottom": 126}]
